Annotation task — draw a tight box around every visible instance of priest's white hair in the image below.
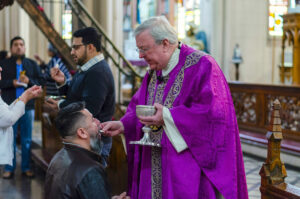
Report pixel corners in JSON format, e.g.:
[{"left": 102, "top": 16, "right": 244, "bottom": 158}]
[{"left": 134, "top": 16, "right": 178, "bottom": 45}]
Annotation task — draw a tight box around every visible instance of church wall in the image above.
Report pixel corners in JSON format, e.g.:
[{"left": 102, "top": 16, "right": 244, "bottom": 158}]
[
  {"left": 204, "top": 0, "right": 282, "bottom": 84},
  {"left": 0, "top": 3, "right": 49, "bottom": 63}
]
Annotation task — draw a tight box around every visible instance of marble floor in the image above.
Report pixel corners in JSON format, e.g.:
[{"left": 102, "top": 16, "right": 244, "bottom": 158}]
[
  {"left": 0, "top": 148, "right": 45, "bottom": 199},
  {"left": 0, "top": 121, "right": 299, "bottom": 198},
  {"left": 0, "top": 152, "right": 299, "bottom": 199}
]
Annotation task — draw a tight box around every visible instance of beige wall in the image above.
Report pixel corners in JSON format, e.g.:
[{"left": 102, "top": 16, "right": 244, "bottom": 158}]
[
  {"left": 83, "top": 0, "right": 123, "bottom": 100},
  {"left": 1, "top": 0, "right": 284, "bottom": 85},
  {"left": 204, "top": 0, "right": 282, "bottom": 84},
  {"left": 0, "top": 3, "right": 49, "bottom": 62}
]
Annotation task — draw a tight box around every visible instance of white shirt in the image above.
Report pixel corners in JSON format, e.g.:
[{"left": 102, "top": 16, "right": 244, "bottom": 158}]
[
  {"left": 0, "top": 97, "right": 25, "bottom": 165},
  {"left": 161, "top": 48, "right": 188, "bottom": 153}
]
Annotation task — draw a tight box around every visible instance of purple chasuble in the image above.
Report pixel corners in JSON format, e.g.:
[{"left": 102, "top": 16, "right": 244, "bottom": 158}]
[{"left": 121, "top": 44, "right": 248, "bottom": 199}]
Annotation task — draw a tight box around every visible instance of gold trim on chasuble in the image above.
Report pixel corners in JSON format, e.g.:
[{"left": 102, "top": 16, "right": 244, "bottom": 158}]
[{"left": 147, "top": 51, "right": 206, "bottom": 199}]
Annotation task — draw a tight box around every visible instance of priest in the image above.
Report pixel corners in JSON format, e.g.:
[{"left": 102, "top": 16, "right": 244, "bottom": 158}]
[{"left": 102, "top": 16, "right": 248, "bottom": 199}]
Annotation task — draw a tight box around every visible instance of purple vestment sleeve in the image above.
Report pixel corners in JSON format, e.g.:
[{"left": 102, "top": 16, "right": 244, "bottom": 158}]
[
  {"left": 169, "top": 55, "right": 248, "bottom": 199},
  {"left": 120, "top": 44, "right": 248, "bottom": 199}
]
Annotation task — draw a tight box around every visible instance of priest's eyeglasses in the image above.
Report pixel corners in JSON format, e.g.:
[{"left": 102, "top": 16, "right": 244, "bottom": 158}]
[
  {"left": 136, "top": 47, "right": 151, "bottom": 54},
  {"left": 136, "top": 42, "right": 162, "bottom": 54}
]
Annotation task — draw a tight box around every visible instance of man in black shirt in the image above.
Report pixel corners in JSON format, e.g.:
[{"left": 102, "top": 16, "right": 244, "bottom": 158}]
[
  {"left": 45, "top": 102, "right": 129, "bottom": 199},
  {"left": 45, "top": 27, "right": 115, "bottom": 166}
]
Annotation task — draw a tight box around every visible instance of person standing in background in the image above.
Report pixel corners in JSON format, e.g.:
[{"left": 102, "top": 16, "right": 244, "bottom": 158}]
[
  {"left": 34, "top": 43, "right": 72, "bottom": 96},
  {"left": 45, "top": 27, "right": 115, "bottom": 167},
  {"left": 0, "top": 36, "right": 45, "bottom": 179}
]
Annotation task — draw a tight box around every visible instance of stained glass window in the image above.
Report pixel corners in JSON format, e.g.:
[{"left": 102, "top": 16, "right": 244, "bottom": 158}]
[
  {"left": 177, "top": 0, "right": 201, "bottom": 39},
  {"left": 269, "top": 0, "right": 288, "bottom": 36}
]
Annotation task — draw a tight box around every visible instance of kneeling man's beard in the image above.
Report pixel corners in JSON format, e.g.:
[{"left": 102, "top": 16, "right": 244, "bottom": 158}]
[{"left": 90, "top": 134, "right": 103, "bottom": 154}]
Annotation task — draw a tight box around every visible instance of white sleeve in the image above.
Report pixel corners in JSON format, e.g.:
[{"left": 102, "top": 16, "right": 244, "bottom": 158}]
[
  {"left": 0, "top": 101, "right": 25, "bottom": 128},
  {"left": 162, "top": 106, "right": 188, "bottom": 153},
  {"left": 56, "top": 79, "right": 67, "bottom": 88}
]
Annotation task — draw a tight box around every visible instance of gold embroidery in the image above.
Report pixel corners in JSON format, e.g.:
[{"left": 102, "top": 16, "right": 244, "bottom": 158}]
[
  {"left": 147, "top": 71, "right": 157, "bottom": 106},
  {"left": 149, "top": 74, "right": 168, "bottom": 199},
  {"left": 147, "top": 50, "right": 205, "bottom": 199}
]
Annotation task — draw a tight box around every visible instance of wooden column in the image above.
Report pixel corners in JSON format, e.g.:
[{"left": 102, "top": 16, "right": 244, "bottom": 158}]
[
  {"left": 260, "top": 99, "right": 287, "bottom": 199},
  {"left": 282, "top": 13, "right": 300, "bottom": 85}
]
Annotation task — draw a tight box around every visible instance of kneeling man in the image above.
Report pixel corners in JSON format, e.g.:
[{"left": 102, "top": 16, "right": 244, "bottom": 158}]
[{"left": 45, "top": 102, "right": 129, "bottom": 199}]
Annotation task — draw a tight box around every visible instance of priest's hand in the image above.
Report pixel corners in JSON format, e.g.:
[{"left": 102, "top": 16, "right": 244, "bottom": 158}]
[
  {"left": 138, "top": 103, "right": 164, "bottom": 126},
  {"left": 102, "top": 121, "right": 124, "bottom": 137},
  {"left": 112, "top": 191, "right": 130, "bottom": 199}
]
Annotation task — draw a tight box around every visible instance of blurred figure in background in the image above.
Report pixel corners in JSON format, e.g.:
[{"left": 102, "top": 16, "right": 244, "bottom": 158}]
[
  {"left": 46, "top": 27, "right": 115, "bottom": 167},
  {"left": 0, "top": 50, "right": 10, "bottom": 61},
  {"left": 0, "top": 36, "right": 45, "bottom": 179},
  {"left": 0, "top": 65, "right": 42, "bottom": 168},
  {"left": 35, "top": 43, "right": 72, "bottom": 96}
]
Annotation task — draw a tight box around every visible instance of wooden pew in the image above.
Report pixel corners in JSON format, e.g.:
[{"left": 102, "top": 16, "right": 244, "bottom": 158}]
[
  {"left": 229, "top": 82, "right": 300, "bottom": 156},
  {"left": 260, "top": 99, "right": 300, "bottom": 199}
]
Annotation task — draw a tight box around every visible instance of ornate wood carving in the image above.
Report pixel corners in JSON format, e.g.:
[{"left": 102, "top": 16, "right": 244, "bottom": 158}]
[
  {"left": 16, "top": 0, "right": 76, "bottom": 70},
  {"left": 266, "top": 95, "right": 300, "bottom": 132},
  {"left": 260, "top": 100, "right": 287, "bottom": 188},
  {"left": 282, "top": 13, "right": 300, "bottom": 85},
  {"left": 231, "top": 92, "right": 257, "bottom": 124},
  {"left": 260, "top": 99, "right": 300, "bottom": 199},
  {"left": 229, "top": 82, "right": 300, "bottom": 141}
]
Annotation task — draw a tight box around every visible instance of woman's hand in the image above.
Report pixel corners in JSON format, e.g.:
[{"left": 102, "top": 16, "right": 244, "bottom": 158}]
[{"left": 19, "top": 85, "right": 43, "bottom": 104}]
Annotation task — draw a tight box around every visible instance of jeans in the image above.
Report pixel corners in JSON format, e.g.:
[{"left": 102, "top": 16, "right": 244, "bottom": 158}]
[{"left": 5, "top": 110, "right": 34, "bottom": 172}]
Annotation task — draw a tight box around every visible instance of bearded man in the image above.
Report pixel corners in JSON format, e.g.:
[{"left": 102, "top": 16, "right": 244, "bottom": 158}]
[{"left": 45, "top": 102, "right": 129, "bottom": 199}]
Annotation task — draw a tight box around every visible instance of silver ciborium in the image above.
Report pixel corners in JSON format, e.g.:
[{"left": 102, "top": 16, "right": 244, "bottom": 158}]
[{"left": 129, "top": 105, "right": 161, "bottom": 147}]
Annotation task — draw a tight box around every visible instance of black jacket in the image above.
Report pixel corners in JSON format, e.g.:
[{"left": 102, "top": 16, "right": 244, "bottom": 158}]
[
  {"left": 0, "top": 56, "right": 45, "bottom": 110},
  {"left": 58, "top": 59, "right": 115, "bottom": 122},
  {"left": 45, "top": 144, "right": 111, "bottom": 199}
]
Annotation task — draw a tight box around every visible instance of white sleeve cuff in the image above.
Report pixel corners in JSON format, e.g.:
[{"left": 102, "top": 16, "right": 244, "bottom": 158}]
[
  {"left": 57, "top": 99, "right": 65, "bottom": 110},
  {"left": 56, "top": 79, "right": 67, "bottom": 88},
  {"left": 162, "top": 106, "right": 188, "bottom": 153}
]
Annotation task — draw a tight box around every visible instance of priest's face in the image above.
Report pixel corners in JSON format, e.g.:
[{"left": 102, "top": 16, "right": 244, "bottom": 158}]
[
  {"left": 0, "top": 67, "right": 2, "bottom": 80},
  {"left": 136, "top": 30, "right": 169, "bottom": 71}
]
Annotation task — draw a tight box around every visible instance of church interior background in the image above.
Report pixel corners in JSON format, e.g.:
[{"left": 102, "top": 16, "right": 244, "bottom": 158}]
[{"left": 0, "top": 0, "right": 300, "bottom": 198}]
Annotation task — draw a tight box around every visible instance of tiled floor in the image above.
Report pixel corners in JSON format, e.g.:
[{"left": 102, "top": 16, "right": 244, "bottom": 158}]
[
  {"left": 0, "top": 149, "right": 45, "bottom": 199},
  {"left": 244, "top": 154, "right": 300, "bottom": 199},
  {"left": 0, "top": 121, "right": 299, "bottom": 198}
]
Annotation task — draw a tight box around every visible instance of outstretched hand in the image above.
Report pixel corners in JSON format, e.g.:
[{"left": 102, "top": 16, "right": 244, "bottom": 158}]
[
  {"left": 50, "top": 67, "right": 65, "bottom": 85},
  {"left": 101, "top": 121, "right": 124, "bottom": 137},
  {"left": 112, "top": 191, "right": 130, "bottom": 199},
  {"left": 138, "top": 103, "right": 164, "bottom": 126},
  {"left": 19, "top": 85, "right": 43, "bottom": 104}
]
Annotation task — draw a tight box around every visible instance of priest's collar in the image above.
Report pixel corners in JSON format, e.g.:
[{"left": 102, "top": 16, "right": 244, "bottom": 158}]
[
  {"left": 78, "top": 53, "right": 104, "bottom": 72},
  {"left": 162, "top": 47, "right": 180, "bottom": 77}
]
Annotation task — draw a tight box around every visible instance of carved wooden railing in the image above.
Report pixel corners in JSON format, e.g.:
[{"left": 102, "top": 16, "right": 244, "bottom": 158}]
[
  {"left": 260, "top": 100, "right": 300, "bottom": 199},
  {"left": 16, "top": 0, "right": 77, "bottom": 70},
  {"left": 229, "top": 82, "right": 300, "bottom": 142}
]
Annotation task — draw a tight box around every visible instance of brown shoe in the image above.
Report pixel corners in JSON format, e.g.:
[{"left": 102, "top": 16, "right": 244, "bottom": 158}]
[
  {"left": 22, "top": 170, "right": 35, "bottom": 178},
  {"left": 2, "top": 171, "right": 14, "bottom": 179}
]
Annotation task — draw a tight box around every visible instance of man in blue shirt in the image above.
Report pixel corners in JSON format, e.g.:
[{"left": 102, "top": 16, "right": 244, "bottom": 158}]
[{"left": 0, "top": 36, "right": 45, "bottom": 179}]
